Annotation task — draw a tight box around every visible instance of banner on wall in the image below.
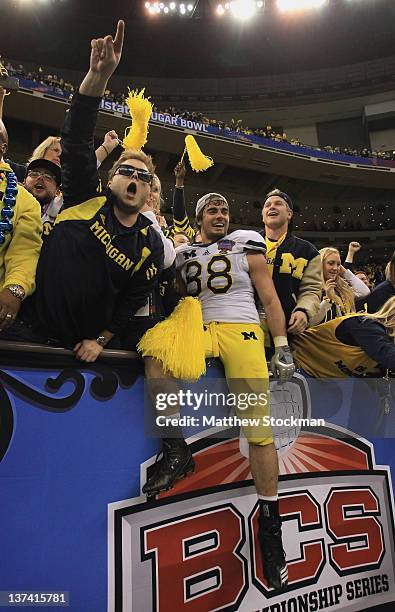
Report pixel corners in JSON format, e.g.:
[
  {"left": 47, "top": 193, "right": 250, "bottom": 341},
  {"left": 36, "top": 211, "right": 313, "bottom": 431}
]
[
  {"left": 1, "top": 354, "right": 393, "bottom": 611},
  {"left": 108, "top": 375, "right": 395, "bottom": 612},
  {"left": 16, "top": 76, "right": 383, "bottom": 166}
]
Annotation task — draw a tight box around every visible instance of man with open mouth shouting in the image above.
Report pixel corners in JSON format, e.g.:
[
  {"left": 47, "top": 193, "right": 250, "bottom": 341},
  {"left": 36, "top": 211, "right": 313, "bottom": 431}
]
[{"left": 4, "top": 20, "right": 166, "bottom": 364}]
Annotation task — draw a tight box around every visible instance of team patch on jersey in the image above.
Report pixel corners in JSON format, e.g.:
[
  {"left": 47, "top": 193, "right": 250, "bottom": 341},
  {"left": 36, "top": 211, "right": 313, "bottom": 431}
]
[
  {"left": 217, "top": 239, "right": 235, "bottom": 253},
  {"left": 227, "top": 230, "right": 266, "bottom": 254}
]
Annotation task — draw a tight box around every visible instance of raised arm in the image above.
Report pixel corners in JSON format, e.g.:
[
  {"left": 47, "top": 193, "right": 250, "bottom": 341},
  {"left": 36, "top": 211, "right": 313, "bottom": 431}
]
[
  {"left": 172, "top": 162, "right": 195, "bottom": 240},
  {"left": 61, "top": 20, "right": 125, "bottom": 208}
]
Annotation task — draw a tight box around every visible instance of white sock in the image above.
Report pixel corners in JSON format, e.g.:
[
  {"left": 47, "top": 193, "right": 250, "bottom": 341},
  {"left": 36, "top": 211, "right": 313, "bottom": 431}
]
[{"left": 258, "top": 494, "right": 278, "bottom": 502}]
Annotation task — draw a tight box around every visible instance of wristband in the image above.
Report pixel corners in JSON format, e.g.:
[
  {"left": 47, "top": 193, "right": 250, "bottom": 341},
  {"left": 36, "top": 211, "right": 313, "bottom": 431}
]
[
  {"left": 273, "top": 336, "right": 288, "bottom": 348},
  {"left": 101, "top": 143, "right": 109, "bottom": 156}
]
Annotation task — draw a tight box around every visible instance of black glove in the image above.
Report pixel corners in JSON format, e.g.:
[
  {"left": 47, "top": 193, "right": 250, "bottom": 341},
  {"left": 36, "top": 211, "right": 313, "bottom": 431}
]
[{"left": 271, "top": 345, "right": 295, "bottom": 383}]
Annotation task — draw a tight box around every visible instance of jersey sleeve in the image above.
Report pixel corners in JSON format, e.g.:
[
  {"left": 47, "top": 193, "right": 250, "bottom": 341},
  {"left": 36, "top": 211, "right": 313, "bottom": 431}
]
[{"left": 229, "top": 230, "right": 267, "bottom": 254}]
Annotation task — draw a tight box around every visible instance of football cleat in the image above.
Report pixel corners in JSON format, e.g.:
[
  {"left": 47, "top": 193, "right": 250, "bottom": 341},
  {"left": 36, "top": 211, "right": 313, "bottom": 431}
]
[
  {"left": 258, "top": 517, "right": 288, "bottom": 591},
  {"left": 142, "top": 438, "right": 195, "bottom": 497}
]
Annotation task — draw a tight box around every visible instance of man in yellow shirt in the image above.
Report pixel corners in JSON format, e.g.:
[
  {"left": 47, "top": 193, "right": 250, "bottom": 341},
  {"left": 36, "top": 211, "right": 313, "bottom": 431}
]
[{"left": 0, "top": 118, "right": 42, "bottom": 330}]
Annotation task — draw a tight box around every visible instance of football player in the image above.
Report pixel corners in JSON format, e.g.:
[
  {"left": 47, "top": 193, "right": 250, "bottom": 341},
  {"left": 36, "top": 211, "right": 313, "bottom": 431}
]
[{"left": 173, "top": 192, "right": 295, "bottom": 590}]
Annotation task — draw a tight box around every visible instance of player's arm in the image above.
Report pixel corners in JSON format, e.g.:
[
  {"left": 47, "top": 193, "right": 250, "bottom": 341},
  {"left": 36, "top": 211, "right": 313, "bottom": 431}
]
[{"left": 248, "top": 252, "right": 295, "bottom": 382}]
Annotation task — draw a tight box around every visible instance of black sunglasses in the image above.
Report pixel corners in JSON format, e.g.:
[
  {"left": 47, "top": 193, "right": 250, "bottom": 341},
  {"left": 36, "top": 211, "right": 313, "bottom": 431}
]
[{"left": 115, "top": 164, "right": 153, "bottom": 184}]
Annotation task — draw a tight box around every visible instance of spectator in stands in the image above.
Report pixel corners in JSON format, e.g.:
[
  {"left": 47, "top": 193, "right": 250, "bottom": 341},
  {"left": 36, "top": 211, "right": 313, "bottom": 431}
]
[
  {"left": 356, "top": 251, "right": 395, "bottom": 314},
  {"left": 343, "top": 241, "right": 373, "bottom": 289},
  {"left": 29, "top": 136, "right": 62, "bottom": 166},
  {"left": 260, "top": 189, "right": 321, "bottom": 337},
  {"left": 354, "top": 271, "right": 371, "bottom": 289},
  {"left": 143, "top": 174, "right": 168, "bottom": 228},
  {"left": 309, "top": 247, "right": 370, "bottom": 326},
  {"left": 119, "top": 175, "right": 176, "bottom": 355},
  {"left": 292, "top": 297, "right": 395, "bottom": 377},
  {"left": 5, "top": 61, "right": 395, "bottom": 163},
  {"left": 2, "top": 20, "right": 165, "bottom": 363},
  {"left": 173, "top": 231, "right": 190, "bottom": 248},
  {"left": 23, "top": 132, "right": 119, "bottom": 228},
  {"left": 24, "top": 158, "right": 62, "bottom": 226},
  {"left": 0, "top": 117, "right": 42, "bottom": 330},
  {"left": 162, "top": 162, "right": 195, "bottom": 244}
]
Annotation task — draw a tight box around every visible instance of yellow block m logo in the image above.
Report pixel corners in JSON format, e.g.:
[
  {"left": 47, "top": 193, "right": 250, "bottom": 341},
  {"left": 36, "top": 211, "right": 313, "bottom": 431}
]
[{"left": 279, "top": 253, "right": 308, "bottom": 279}]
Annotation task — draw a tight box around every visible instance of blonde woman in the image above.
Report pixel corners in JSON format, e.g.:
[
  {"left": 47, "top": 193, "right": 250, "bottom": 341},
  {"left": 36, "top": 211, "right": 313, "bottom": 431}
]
[
  {"left": 29, "top": 136, "right": 62, "bottom": 165},
  {"left": 309, "top": 247, "right": 370, "bottom": 326},
  {"left": 143, "top": 174, "right": 168, "bottom": 228},
  {"left": 292, "top": 296, "right": 395, "bottom": 378},
  {"left": 140, "top": 174, "right": 175, "bottom": 270}
]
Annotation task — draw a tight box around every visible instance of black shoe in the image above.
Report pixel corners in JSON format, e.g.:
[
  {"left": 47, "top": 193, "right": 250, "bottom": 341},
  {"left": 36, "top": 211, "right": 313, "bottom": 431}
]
[
  {"left": 142, "top": 439, "right": 195, "bottom": 497},
  {"left": 258, "top": 517, "right": 288, "bottom": 590}
]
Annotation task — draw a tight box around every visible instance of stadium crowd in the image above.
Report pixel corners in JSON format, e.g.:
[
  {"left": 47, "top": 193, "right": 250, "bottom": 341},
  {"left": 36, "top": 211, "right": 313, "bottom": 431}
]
[
  {"left": 2, "top": 57, "right": 395, "bottom": 162},
  {"left": 1, "top": 21, "right": 394, "bottom": 594}
]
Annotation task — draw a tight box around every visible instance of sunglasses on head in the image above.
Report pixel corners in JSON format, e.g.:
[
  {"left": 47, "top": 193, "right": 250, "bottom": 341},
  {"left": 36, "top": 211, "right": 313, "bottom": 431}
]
[{"left": 115, "top": 164, "right": 153, "bottom": 184}]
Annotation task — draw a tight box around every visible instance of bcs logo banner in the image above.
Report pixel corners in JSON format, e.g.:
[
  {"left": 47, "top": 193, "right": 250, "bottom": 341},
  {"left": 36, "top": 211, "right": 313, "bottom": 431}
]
[{"left": 108, "top": 377, "right": 395, "bottom": 612}]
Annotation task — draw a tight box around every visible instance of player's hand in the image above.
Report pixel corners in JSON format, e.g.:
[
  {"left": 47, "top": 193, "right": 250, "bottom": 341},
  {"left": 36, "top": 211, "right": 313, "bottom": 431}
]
[
  {"left": 287, "top": 310, "right": 308, "bottom": 335},
  {"left": 348, "top": 241, "right": 361, "bottom": 254},
  {"left": 174, "top": 161, "right": 186, "bottom": 187},
  {"left": 324, "top": 279, "right": 336, "bottom": 301},
  {"left": 270, "top": 346, "right": 295, "bottom": 383},
  {"left": 73, "top": 339, "right": 103, "bottom": 363},
  {"left": 89, "top": 20, "right": 124, "bottom": 81},
  {"left": 102, "top": 129, "right": 119, "bottom": 153}
]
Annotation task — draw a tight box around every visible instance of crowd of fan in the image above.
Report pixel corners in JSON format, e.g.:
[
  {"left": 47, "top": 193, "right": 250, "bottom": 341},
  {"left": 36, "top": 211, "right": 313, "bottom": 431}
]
[
  {"left": 2, "top": 23, "right": 395, "bottom": 592},
  {"left": 3, "top": 59, "right": 395, "bottom": 162}
]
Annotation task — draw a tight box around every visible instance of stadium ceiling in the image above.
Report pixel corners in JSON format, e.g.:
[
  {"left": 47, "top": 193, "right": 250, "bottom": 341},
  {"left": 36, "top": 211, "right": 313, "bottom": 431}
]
[{"left": 1, "top": 0, "right": 395, "bottom": 79}]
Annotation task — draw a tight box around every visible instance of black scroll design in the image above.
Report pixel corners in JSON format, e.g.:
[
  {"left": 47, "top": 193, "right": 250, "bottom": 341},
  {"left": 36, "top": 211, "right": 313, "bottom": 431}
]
[
  {"left": 0, "top": 368, "right": 85, "bottom": 413},
  {"left": 86, "top": 362, "right": 141, "bottom": 400},
  {"left": 0, "top": 361, "right": 141, "bottom": 463},
  {"left": 0, "top": 383, "right": 14, "bottom": 464}
]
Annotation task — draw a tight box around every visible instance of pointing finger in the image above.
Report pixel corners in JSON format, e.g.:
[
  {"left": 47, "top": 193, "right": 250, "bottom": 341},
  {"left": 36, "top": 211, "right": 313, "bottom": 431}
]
[{"left": 113, "top": 20, "right": 125, "bottom": 55}]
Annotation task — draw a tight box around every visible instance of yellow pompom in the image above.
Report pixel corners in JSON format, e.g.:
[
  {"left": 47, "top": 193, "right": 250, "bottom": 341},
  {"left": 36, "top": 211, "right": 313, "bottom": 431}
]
[
  {"left": 137, "top": 297, "right": 206, "bottom": 381},
  {"left": 185, "top": 135, "right": 214, "bottom": 172},
  {"left": 122, "top": 88, "right": 153, "bottom": 151}
]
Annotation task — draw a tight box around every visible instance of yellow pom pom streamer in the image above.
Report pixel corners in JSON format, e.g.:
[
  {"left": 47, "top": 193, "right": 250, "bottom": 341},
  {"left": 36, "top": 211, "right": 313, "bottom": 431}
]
[
  {"left": 184, "top": 135, "right": 214, "bottom": 172},
  {"left": 122, "top": 88, "right": 153, "bottom": 151},
  {"left": 137, "top": 297, "right": 206, "bottom": 381}
]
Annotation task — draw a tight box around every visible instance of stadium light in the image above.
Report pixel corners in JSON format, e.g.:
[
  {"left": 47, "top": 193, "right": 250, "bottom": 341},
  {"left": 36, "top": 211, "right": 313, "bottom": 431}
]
[
  {"left": 216, "top": 1, "right": 264, "bottom": 20},
  {"left": 230, "top": 0, "right": 256, "bottom": 20},
  {"left": 145, "top": 1, "right": 197, "bottom": 16},
  {"left": 276, "top": 0, "right": 327, "bottom": 13}
]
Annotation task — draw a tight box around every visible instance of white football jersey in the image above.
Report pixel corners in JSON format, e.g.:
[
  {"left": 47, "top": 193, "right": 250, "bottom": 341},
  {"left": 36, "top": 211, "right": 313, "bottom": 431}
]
[{"left": 176, "top": 230, "right": 266, "bottom": 324}]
